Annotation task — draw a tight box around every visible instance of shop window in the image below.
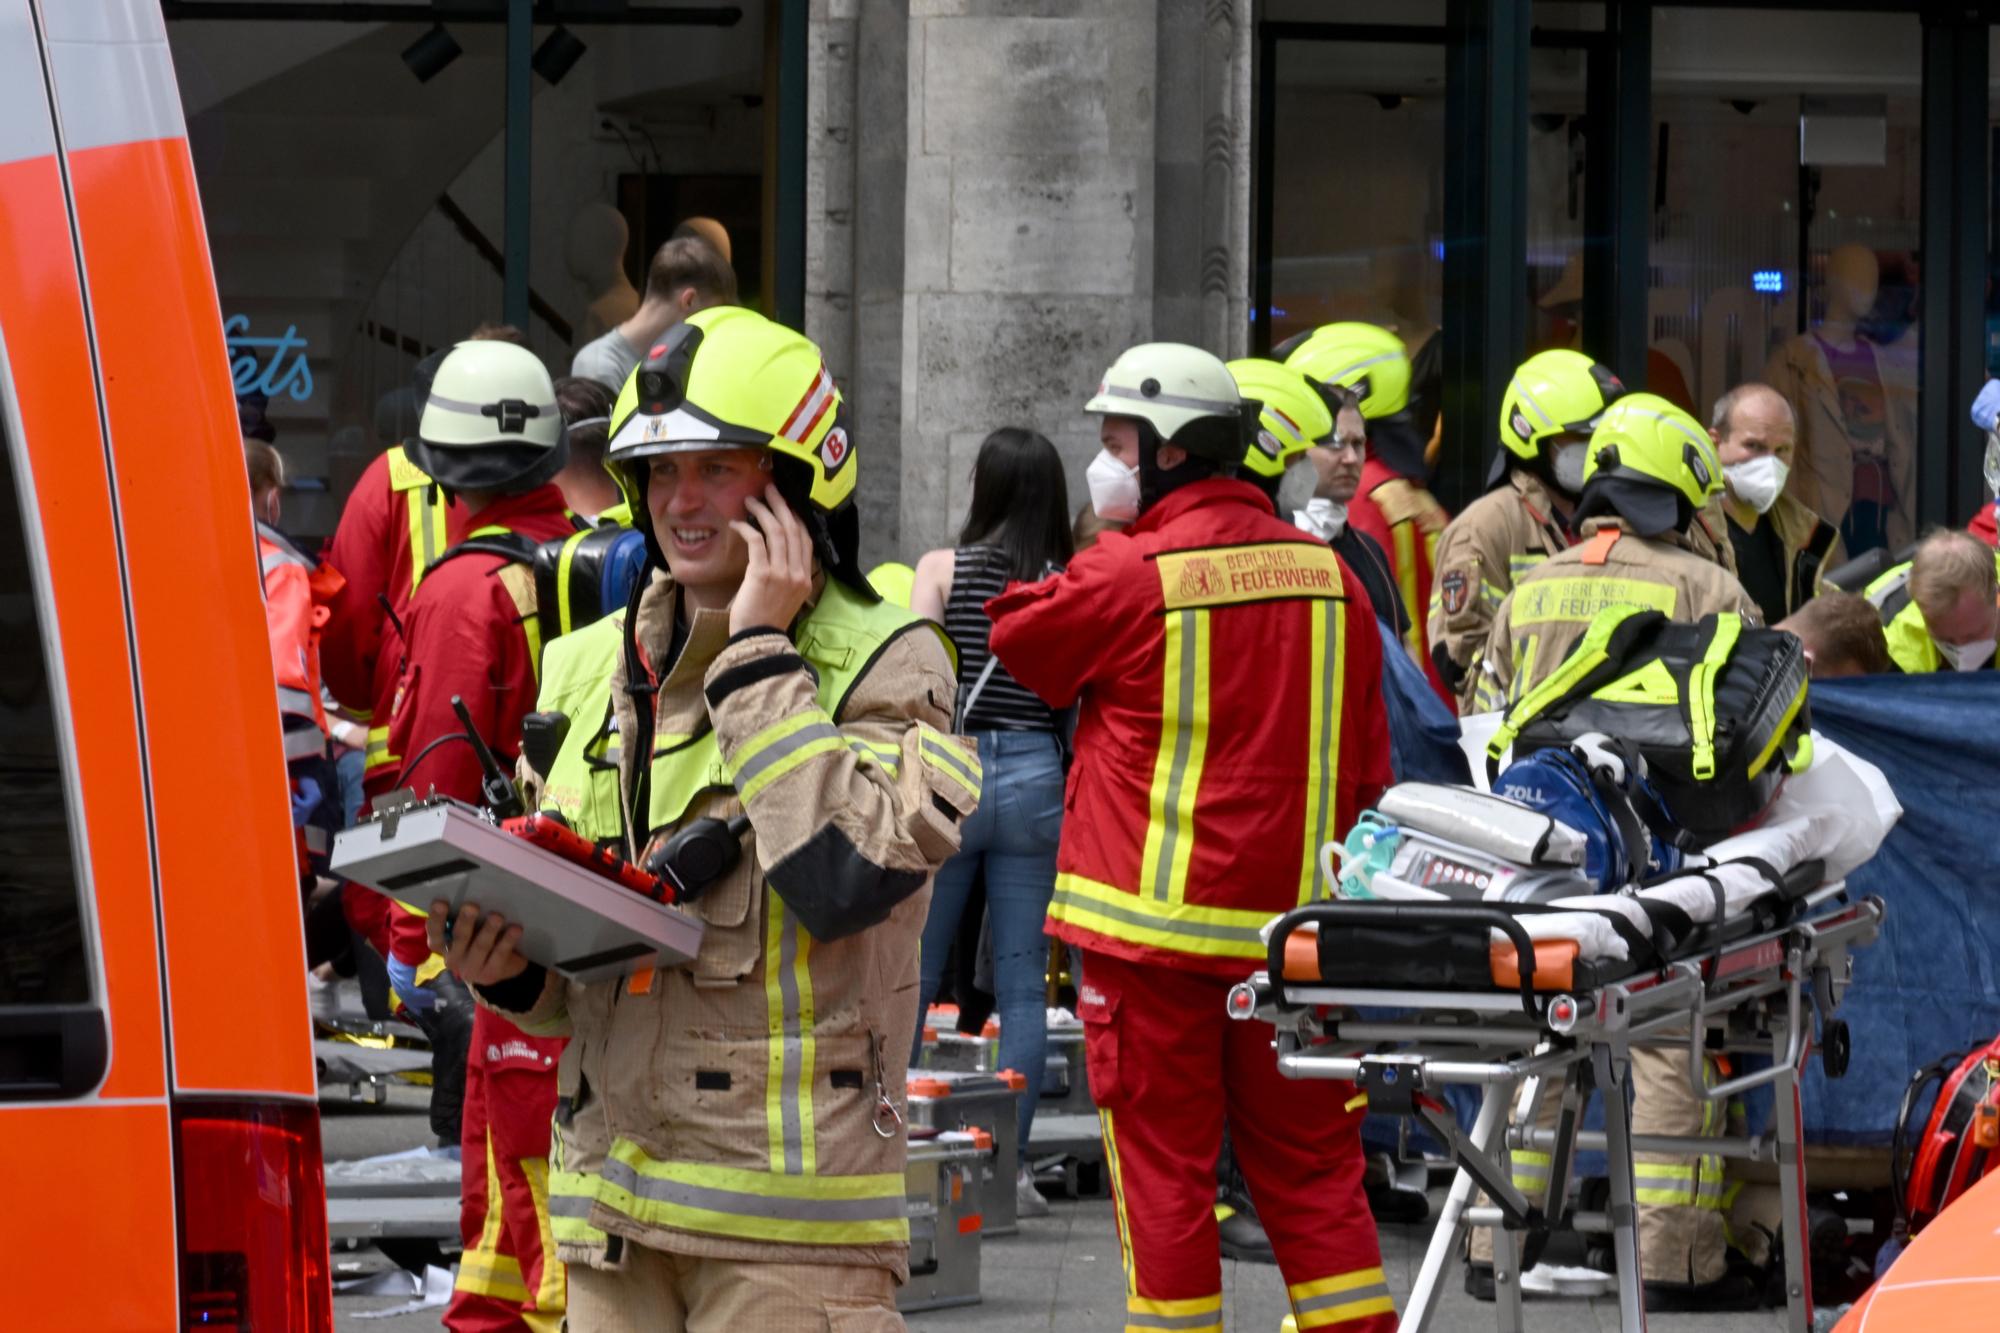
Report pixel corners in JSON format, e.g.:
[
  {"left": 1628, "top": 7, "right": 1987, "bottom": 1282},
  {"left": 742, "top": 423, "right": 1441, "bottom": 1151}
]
[{"left": 1653, "top": 6, "right": 1922, "bottom": 556}]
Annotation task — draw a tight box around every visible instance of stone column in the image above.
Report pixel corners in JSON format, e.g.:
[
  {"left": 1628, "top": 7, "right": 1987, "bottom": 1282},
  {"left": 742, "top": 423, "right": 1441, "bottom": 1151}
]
[{"left": 810, "top": 0, "right": 1251, "bottom": 565}]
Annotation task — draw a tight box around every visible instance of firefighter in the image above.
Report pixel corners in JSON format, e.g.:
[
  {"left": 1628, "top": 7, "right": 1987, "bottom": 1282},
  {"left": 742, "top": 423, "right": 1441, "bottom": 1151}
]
[
  {"left": 987, "top": 342, "right": 1397, "bottom": 1333},
  {"left": 1228, "top": 357, "right": 1407, "bottom": 645},
  {"left": 1427, "top": 349, "right": 1624, "bottom": 713},
  {"left": 433, "top": 306, "right": 974, "bottom": 1328},
  {"left": 378, "top": 339, "right": 579, "bottom": 1332},
  {"left": 1473, "top": 393, "right": 1761, "bottom": 1312},
  {"left": 1283, "top": 322, "right": 1452, "bottom": 704},
  {"left": 1863, "top": 528, "right": 2000, "bottom": 673}
]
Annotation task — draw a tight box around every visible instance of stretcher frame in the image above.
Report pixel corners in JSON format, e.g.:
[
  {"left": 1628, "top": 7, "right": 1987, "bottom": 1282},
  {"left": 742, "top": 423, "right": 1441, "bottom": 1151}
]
[{"left": 1226, "top": 890, "right": 1883, "bottom": 1333}]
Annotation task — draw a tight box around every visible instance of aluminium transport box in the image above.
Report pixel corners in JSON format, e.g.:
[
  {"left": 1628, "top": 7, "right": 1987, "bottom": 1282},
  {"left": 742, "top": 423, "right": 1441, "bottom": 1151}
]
[{"left": 333, "top": 798, "right": 705, "bottom": 985}]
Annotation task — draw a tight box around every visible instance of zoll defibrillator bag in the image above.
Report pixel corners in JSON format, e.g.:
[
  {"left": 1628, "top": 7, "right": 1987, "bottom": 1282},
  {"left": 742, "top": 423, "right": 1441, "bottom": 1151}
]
[{"left": 1486, "top": 607, "right": 1812, "bottom": 841}]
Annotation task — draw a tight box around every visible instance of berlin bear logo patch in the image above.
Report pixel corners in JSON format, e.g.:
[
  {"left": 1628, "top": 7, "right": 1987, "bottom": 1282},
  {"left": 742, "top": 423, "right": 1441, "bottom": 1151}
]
[{"left": 1439, "top": 569, "right": 1469, "bottom": 616}]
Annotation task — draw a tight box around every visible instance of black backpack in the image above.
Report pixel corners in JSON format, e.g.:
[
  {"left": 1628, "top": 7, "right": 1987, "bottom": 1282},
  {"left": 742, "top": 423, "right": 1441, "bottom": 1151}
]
[{"left": 1487, "top": 607, "right": 1811, "bottom": 841}]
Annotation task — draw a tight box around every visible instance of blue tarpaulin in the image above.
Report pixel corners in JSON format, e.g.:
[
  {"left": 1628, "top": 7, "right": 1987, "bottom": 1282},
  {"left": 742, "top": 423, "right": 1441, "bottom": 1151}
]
[{"left": 1790, "top": 673, "right": 2000, "bottom": 1144}]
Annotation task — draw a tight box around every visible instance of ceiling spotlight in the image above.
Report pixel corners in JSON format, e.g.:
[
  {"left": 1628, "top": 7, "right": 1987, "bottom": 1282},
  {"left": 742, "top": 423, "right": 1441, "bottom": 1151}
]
[
  {"left": 401, "top": 23, "right": 462, "bottom": 84},
  {"left": 533, "top": 26, "right": 588, "bottom": 85}
]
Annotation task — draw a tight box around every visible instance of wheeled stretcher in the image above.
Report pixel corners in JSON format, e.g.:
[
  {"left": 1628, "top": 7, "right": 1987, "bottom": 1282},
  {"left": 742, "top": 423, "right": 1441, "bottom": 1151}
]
[{"left": 1227, "top": 865, "right": 1881, "bottom": 1332}]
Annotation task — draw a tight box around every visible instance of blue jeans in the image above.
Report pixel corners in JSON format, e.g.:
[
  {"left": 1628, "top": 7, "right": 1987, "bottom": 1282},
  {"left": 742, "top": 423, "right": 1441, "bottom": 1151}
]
[{"left": 912, "top": 729, "right": 1064, "bottom": 1146}]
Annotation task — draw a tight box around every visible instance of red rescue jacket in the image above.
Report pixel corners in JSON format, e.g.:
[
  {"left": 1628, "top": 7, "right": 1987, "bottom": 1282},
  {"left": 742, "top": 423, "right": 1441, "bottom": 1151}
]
[
  {"left": 257, "top": 520, "right": 344, "bottom": 755},
  {"left": 988, "top": 479, "right": 1392, "bottom": 977},
  {"left": 378, "top": 485, "right": 576, "bottom": 965},
  {"left": 321, "top": 446, "right": 468, "bottom": 782},
  {"left": 1348, "top": 456, "right": 1452, "bottom": 707}
]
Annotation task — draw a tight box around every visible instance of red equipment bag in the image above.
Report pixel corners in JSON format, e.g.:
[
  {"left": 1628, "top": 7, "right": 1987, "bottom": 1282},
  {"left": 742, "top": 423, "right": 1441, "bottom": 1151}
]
[
  {"left": 501, "top": 812, "right": 680, "bottom": 905},
  {"left": 1893, "top": 1037, "right": 2000, "bottom": 1235}
]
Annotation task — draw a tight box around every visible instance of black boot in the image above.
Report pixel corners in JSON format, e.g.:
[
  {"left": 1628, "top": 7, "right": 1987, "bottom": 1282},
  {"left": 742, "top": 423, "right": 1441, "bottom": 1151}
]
[
  {"left": 1642, "top": 1271, "right": 1762, "bottom": 1313},
  {"left": 1464, "top": 1263, "right": 1495, "bottom": 1302},
  {"left": 1217, "top": 1193, "right": 1276, "bottom": 1264}
]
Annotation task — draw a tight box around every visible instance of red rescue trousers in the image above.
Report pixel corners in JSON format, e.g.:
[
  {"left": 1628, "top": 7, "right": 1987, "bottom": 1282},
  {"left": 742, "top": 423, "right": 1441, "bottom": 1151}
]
[
  {"left": 1079, "top": 950, "right": 1397, "bottom": 1333},
  {"left": 445, "top": 1006, "right": 567, "bottom": 1333}
]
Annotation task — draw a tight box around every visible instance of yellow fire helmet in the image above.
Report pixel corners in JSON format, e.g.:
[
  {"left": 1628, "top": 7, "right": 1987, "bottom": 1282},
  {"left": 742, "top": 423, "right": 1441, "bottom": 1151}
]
[
  {"left": 1226, "top": 357, "right": 1333, "bottom": 481},
  {"left": 1280, "top": 322, "right": 1412, "bottom": 421},
  {"left": 1577, "top": 392, "right": 1724, "bottom": 538},
  {"left": 1497, "top": 348, "right": 1626, "bottom": 465},
  {"left": 606, "top": 306, "right": 871, "bottom": 594}
]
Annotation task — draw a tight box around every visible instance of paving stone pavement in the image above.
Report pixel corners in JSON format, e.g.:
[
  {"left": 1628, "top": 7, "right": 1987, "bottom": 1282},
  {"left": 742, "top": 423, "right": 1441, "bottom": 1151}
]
[{"left": 332, "top": 1186, "right": 1791, "bottom": 1331}]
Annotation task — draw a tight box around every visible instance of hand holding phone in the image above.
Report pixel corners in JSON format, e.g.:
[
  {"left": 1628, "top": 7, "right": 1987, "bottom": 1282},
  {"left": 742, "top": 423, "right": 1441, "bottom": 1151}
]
[{"left": 729, "top": 484, "right": 816, "bottom": 636}]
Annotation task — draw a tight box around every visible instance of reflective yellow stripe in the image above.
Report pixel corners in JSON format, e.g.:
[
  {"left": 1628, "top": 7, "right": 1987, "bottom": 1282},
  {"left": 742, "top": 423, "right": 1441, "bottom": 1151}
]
[
  {"left": 1141, "top": 609, "right": 1210, "bottom": 906},
  {"left": 1298, "top": 599, "right": 1346, "bottom": 904},
  {"left": 1101, "top": 1109, "right": 1136, "bottom": 1294},
  {"left": 1290, "top": 1266, "right": 1396, "bottom": 1327},
  {"left": 762, "top": 892, "right": 817, "bottom": 1176},
  {"left": 404, "top": 469, "right": 448, "bottom": 596},
  {"left": 1049, "top": 872, "right": 1271, "bottom": 959},
  {"left": 599, "top": 1142, "right": 907, "bottom": 1245},
  {"left": 555, "top": 530, "right": 587, "bottom": 637},
  {"left": 456, "top": 1132, "right": 532, "bottom": 1302},
  {"left": 1126, "top": 1290, "right": 1223, "bottom": 1331},
  {"left": 1688, "top": 613, "right": 1741, "bottom": 780},
  {"left": 1509, "top": 576, "right": 1677, "bottom": 627},
  {"left": 847, "top": 736, "right": 903, "bottom": 776},
  {"left": 548, "top": 1169, "right": 608, "bottom": 1247},
  {"left": 362, "top": 723, "right": 398, "bottom": 772},
  {"left": 731, "top": 712, "right": 848, "bottom": 803},
  {"left": 919, "top": 732, "right": 982, "bottom": 799},
  {"left": 519, "top": 1154, "right": 567, "bottom": 1313},
  {"left": 1392, "top": 521, "right": 1422, "bottom": 660}
]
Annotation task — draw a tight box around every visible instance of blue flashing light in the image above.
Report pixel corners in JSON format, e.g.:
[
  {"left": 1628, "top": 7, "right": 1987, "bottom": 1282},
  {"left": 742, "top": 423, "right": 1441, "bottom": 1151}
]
[{"left": 1753, "top": 270, "right": 1785, "bottom": 294}]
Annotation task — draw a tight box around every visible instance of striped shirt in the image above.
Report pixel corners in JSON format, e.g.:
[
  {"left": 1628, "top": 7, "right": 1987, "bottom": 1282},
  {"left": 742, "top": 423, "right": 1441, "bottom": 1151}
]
[{"left": 946, "top": 545, "right": 1057, "bottom": 732}]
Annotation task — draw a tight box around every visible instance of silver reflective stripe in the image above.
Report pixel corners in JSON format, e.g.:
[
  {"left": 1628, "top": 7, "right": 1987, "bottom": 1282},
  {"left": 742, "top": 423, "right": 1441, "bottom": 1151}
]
[
  {"left": 776, "top": 904, "right": 806, "bottom": 1175},
  {"left": 45, "top": 1, "right": 186, "bottom": 155},
  {"left": 424, "top": 390, "right": 559, "bottom": 421},
  {"left": 1294, "top": 1282, "right": 1393, "bottom": 1316},
  {"left": 1050, "top": 883, "right": 1262, "bottom": 945},
  {"left": 277, "top": 685, "right": 319, "bottom": 714},
  {"left": 1150, "top": 609, "right": 1200, "bottom": 902},
  {"left": 1510, "top": 378, "right": 1559, "bottom": 432},
  {"left": 920, "top": 735, "right": 978, "bottom": 790},
  {"left": 283, "top": 727, "right": 327, "bottom": 760},
  {"left": 1096, "top": 382, "right": 1240, "bottom": 417},
  {"left": 735, "top": 720, "right": 843, "bottom": 792},
  {"left": 1512, "top": 1160, "right": 1551, "bottom": 1182},
  {"left": 0, "top": 9, "right": 56, "bottom": 167},
  {"left": 847, "top": 739, "right": 900, "bottom": 776},
  {"left": 1633, "top": 1172, "right": 1695, "bottom": 1199},
  {"left": 1324, "top": 350, "right": 1400, "bottom": 387},
  {"left": 1306, "top": 605, "right": 1339, "bottom": 898},
  {"left": 546, "top": 1193, "right": 595, "bottom": 1218},
  {"left": 598, "top": 1158, "right": 903, "bottom": 1223},
  {"left": 1127, "top": 1310, "right": 1222, "bottom": 1331}
]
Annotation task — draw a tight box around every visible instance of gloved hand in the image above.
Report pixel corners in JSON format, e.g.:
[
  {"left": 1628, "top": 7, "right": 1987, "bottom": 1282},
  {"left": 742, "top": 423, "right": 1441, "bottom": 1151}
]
[
  {"left": 1971, "top": 379, "right": 2000, "bottom": 433},
  {"left": 386, "top": 955, "right": 437, "bottom": 1014},
  {"left": 290, "top": 776, "right": 323, "bottom": 828}
]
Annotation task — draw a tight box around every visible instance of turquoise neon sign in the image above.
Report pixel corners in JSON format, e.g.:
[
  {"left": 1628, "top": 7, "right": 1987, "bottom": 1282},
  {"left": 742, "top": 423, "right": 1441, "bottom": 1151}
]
[{"left": 225, "top": 313, "right": 314, "bottom": 402}]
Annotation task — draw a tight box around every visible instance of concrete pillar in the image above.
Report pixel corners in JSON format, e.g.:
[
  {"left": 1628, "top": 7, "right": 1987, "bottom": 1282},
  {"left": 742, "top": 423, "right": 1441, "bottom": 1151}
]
[{"left": 809, "top": 0, "right": 1252, "bottom": 564}]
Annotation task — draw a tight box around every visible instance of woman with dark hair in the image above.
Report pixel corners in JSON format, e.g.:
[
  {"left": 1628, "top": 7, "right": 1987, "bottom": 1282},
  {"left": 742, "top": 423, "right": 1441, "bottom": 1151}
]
[{"left": 909, "top": 427, "right": 1073, "bottom": 1218}]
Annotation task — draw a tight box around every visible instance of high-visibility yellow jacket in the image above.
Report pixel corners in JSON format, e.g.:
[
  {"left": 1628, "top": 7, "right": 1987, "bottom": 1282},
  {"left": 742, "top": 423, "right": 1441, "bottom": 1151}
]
[{"left": 489, "top": 571, "right": 971, "bottom": 1280}]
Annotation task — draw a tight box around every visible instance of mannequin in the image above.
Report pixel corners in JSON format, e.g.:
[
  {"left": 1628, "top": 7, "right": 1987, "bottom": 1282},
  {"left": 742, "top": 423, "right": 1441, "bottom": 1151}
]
[
  {"left": 564, "top": 203, "right": 640, "bottom": 343},
  {"left": 1761, "top": 244, "right": 1914, "bottom": 556}
]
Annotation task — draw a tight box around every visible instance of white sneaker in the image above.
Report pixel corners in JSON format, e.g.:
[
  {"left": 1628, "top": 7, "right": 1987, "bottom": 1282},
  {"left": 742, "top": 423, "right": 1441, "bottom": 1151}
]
[
  {"left": 1015, "top": 1166, "right": 1050, "bottom": 1219},
  {"left": 1518, "top": 1263, "right": 1614, "bottom": 1299},
  {"left": 305, "top": 970, "right": 337, "bottom": 1026}
]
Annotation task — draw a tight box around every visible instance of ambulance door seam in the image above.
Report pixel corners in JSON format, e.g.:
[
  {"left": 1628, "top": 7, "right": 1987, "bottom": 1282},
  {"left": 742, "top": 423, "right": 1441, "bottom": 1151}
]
[{"left": 25, "top": 0, "right": 176, "bottom": 1103}]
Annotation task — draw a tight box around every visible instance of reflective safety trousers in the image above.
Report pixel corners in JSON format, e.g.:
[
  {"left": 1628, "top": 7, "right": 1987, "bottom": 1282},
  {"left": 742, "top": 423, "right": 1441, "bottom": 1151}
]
[
  {"left": 988, "top": 479, "right": 1393, "bottom": 979},
  {"left": 496, "top": 572, "right": 971, "bottom": 1279}
]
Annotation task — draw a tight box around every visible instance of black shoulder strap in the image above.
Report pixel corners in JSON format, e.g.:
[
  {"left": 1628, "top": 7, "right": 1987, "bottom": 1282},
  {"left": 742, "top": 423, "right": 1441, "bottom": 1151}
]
[{"left": 427, "top": 531, "right": 540, "bottom": 577}]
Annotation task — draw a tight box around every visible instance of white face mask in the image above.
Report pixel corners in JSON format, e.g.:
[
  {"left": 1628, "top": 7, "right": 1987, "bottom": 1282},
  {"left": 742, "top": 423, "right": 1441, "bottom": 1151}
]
[
  {"left": 1086, "top": 449, "right": 1141, "bottom": 522},
  {"left": 1294, "top": 497, "right": 1348, "bottom": 542},
  {"left": 1724, "top": 454, "right": 1790, "bottom": 514},
  {"left": 1936, "top": 636, "right": 1996, "bottom": 672},
  {"left": 1551, "top": 441, "right": 1589, "bottom": 495}
]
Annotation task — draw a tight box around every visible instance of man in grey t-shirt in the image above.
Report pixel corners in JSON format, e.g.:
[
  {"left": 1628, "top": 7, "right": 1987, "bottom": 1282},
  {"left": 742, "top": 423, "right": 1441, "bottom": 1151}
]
[{"left": 569, "top": 228, "right": 738, "bottom": 390}]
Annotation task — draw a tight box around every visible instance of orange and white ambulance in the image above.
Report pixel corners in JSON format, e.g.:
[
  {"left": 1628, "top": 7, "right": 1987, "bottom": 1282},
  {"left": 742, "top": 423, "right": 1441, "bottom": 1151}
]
[{"left": 0, "top": 3, "right": 330, "bottom": 1328}]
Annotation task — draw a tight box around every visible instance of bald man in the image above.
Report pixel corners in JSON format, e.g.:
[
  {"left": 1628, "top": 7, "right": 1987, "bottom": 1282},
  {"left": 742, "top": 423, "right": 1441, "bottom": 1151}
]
[{"left": 1712, "top": 383, "right": 1842, "bottom": 625}]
